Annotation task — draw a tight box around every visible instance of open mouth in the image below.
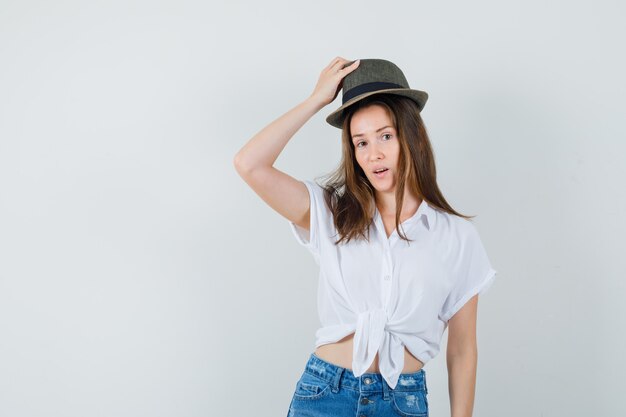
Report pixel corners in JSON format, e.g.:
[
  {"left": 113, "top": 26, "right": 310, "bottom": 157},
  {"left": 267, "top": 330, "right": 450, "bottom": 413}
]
[{"left": 373, "top": 168, "right": 389, "bottom": 178}]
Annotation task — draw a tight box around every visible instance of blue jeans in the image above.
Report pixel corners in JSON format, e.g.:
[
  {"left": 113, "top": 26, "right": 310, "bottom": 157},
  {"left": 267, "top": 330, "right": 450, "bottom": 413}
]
[{"left": 286, "top": 352, "right": 429, "bottom": 417}]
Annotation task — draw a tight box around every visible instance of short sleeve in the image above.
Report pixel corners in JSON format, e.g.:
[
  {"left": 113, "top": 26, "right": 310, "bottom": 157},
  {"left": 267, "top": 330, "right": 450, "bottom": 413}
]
[
  {"left": 439, "top": 222, "right": 497, "bottom": 322},
  {"left": 288, "top": 179, "right": 325, "bottom": 255}
]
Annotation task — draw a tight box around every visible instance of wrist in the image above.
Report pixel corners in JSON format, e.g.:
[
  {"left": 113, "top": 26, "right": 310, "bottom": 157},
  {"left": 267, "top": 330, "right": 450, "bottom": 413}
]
[{"left": 306, "top": 93, "right": 328, "bottom": 111}]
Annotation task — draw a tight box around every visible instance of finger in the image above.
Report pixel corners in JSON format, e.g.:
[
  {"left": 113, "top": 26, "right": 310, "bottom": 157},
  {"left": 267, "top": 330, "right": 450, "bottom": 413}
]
[
  {"left": 337, "top": 59, "right": 360, "bottom": 75},
  {"left": 344, "top": 59, "right": 360, "bottom": 69},
  {"left": 328, "top": 57, "right": 353, "bottom": 72},
  {"left": 323, "top": 56, "right": 344, "bottom": 72},
  {"left": 329, "top": 58, "right": 357, "bottom": 75}
]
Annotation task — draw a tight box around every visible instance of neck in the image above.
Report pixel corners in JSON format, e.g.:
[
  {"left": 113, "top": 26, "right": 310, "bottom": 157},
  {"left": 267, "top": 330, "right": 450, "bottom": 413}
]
[{"left": 376, "top": 189, "right": 422, "bottom": 216}]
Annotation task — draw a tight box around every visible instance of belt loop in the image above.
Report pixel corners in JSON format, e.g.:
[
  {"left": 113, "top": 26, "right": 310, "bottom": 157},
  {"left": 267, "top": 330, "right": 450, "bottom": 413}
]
[
  {"left": 382, "top": 376, "right": 390, "bottom": 400},
  {"left": 423, "top": 370, "right": 428, "bottom": 394},
  {"left": 331, "top": 367, "right": 345, "bottom": 393}
]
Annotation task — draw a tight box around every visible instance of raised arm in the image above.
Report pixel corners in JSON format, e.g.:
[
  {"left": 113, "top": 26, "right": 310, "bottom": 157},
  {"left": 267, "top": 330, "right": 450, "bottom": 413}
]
[{"left": 233, "top": 57, "right": 359, "bottom": 229}]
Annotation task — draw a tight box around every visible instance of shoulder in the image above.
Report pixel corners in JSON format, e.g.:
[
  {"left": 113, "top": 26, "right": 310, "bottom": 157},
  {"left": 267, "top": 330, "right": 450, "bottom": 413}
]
[
  {"left": 301, "top": 179, "right": 334, "bottom": 217},
  {"left": 302, "top": 179, "right": 327, "bottom": 196},
  {"left": 301, "top": 179, "right": 322, "bottom": 193},
  {"left": 429, "top": 211, "right": 485, "bottom": 262},
  {"left": 430, "top": 209, "right": 477, "bottom": 238},
  {"left": 299, "top": 179, "right": 326, "bottom": 206}
]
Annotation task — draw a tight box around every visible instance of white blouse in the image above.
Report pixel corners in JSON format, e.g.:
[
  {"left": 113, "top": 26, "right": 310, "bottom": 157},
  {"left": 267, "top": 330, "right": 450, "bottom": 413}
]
[{"left": 288, "top": 179, "right": 497, "bottom": 389}]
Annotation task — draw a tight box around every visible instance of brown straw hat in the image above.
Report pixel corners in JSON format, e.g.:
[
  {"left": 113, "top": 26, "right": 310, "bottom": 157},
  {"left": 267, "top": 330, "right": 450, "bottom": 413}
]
[{"left": 325, "top": 58, "right": 428, "bottom": 129}]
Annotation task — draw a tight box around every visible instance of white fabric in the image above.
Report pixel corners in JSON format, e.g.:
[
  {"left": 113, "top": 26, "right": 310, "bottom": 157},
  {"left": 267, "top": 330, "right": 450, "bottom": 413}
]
[{"left": 288, "top": 179, "right": 497, "bottom": 389}]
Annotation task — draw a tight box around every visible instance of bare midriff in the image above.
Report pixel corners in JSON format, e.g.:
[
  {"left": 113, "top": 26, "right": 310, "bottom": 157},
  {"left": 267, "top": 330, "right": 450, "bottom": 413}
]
[{"left": 313, "top": 333, "right": 424, "bottom": 374}]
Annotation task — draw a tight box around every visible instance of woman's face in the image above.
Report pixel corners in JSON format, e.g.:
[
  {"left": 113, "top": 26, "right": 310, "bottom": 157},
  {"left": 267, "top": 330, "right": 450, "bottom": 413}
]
[{"left": 350, "top": 104, "right": 400, "bottom": 194}]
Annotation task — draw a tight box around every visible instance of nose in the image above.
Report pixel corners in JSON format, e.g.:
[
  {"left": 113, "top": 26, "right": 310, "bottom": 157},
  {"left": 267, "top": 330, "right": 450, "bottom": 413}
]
[{"left": 369, "top": 144, "right": 384, "bottom": 162}]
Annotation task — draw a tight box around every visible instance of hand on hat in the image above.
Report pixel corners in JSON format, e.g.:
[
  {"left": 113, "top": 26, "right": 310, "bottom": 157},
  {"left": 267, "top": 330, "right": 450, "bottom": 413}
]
[{"left": 310, "top": 57, "right": 360, "bottom": 107}]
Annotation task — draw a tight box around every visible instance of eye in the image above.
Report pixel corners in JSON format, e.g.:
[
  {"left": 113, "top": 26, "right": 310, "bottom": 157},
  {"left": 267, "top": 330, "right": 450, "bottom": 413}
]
[
  {"left": 355, "top": 140, "right": 366, "bottom": 148},
  {"left": 382, "top": 133, "right": 392, "bottom": 140}
]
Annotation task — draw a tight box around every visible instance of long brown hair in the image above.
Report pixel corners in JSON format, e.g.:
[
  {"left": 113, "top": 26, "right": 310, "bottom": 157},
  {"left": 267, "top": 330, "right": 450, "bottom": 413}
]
[{"left": 316, "top": 93, "right": 474, "bottom": 246}]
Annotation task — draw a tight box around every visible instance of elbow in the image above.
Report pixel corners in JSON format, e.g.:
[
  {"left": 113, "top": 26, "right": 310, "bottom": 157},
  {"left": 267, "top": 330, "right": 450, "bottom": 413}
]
[
  {"left": 446, "top": 344, "right": 478, "bottom": 361},
  {"left": 446, "top": 331, "right": 477, "bottom": 359},
  {"left": 233, "top": 152, "right": 251, "bottom": 176},
  {"left": 233, "top": 151, "right": 243, "bottom": 169},
  {"left": 233, "top": 152, "right": 272, "bottom": 178}
]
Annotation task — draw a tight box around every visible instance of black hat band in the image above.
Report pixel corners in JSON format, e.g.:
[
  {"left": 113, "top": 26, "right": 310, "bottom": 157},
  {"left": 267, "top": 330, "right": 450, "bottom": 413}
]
[{"left": 342, "top": 81, "right": 404, "bottom": 105}]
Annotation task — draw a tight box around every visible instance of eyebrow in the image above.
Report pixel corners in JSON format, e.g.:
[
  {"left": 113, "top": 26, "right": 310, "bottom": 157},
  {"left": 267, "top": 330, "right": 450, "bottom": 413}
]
[{"left": 352, "top": 125, "right": 395, "bottom": 141}]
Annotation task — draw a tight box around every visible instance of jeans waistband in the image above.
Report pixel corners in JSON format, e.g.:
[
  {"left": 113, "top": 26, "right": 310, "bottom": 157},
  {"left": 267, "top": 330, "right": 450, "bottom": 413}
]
[{"left": 303, "top": 352, "right": 427, "bottom": 396}]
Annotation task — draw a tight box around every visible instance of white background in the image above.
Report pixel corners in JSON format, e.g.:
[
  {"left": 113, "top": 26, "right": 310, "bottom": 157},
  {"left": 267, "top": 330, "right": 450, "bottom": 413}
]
[{"left": 1, "top": 1, "right": 624, "bottom": 416}]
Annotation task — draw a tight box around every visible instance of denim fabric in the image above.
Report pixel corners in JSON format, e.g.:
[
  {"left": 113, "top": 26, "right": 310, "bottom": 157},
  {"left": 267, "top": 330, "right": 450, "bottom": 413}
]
[{"left": 286, "top": 352, "right": 429, "bottom": 417}]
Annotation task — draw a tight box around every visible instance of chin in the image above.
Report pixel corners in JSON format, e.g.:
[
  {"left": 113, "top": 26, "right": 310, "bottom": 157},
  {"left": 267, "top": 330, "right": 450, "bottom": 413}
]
[{"left": 371, "top": 182, "right": 395, "bottom": 193}]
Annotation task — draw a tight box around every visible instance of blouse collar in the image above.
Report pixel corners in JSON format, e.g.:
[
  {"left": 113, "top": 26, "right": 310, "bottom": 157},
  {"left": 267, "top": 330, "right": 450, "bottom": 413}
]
[{"left": 373, "top": 198, "right": 436, "bottom": 232}]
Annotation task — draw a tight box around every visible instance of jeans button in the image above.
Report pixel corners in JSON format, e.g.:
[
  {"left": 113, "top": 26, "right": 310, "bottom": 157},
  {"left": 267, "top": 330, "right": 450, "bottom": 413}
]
[{"left": 364, "top": 377, "right": 372, "bottom": 385}]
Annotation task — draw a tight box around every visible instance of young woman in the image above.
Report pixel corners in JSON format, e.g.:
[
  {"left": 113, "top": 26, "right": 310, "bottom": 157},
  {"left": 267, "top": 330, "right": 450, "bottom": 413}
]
[{"left": 234, "top": 57, "right": 497, "bottom": 417}]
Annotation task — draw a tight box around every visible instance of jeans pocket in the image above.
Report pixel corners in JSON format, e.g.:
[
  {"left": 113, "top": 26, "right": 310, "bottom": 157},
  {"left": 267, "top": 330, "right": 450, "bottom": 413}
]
[
  {"left": 292, "top": 372, "right": 332, "bottom": 401},
  {"left": 391, "top": 388, "right": 429, "bottom": 417}
]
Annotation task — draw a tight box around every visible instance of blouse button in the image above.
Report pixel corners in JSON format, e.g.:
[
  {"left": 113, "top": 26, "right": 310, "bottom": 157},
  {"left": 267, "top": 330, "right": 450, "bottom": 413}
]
[{"left": 384, "top": 275, "right": 390, "bottom": 280}]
